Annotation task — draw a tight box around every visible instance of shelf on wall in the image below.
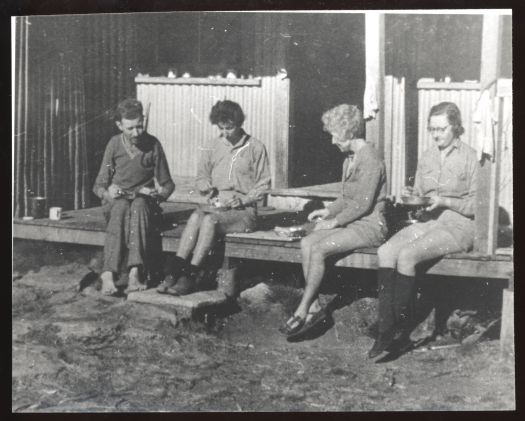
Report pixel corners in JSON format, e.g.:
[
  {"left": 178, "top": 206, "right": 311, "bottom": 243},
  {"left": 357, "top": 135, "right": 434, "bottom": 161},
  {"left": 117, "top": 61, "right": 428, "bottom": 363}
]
[{"left": 135, "top": 76, "right": 262, "bottom": 87}]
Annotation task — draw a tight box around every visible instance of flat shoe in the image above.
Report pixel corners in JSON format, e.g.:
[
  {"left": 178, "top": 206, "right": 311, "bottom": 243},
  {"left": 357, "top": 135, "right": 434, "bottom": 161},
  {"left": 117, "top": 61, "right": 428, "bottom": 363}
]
[
  {"left": 279, "top": 315, "right": 306, "bottom": 336},
  {"left": 287, "top": 308, "right": 329, "bottom": 340},
  {"left": 156, "top": 275, "right": 176, "bottom": 294},
  {"left": 166, "top": 275, "right": 195, "bottom": 296}
]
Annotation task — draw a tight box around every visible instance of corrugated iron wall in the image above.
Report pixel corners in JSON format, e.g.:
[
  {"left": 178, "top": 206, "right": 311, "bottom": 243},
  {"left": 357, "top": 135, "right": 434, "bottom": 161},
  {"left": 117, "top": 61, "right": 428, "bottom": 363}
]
[
  {"left": 417, "top": 79, "right": 513, "bottom": 224},
  {"left": 384, "top": 75, "right": 406, "bottom": 198},
  {"left": 136, "top": 75, "right": 290, "bottom": 188},
  {"left": 13, "top": 14, "right": 140, "bottom": 217}
]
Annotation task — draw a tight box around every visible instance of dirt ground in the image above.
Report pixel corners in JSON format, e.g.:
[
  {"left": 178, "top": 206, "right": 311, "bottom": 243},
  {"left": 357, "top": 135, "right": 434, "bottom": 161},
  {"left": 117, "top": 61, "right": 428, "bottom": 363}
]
[{"left": 12, "top": 239, "right": 515, "bottom": 412}]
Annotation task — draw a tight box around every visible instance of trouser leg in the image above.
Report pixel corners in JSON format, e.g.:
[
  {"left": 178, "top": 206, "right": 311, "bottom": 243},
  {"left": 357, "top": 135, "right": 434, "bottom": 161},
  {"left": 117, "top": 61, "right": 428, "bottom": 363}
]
[
  {"left": 127, "top": 197, "right": 152, "bottom": 271},
  {"left": 102, "top": 199, "right": 130, "bottom": 274}
]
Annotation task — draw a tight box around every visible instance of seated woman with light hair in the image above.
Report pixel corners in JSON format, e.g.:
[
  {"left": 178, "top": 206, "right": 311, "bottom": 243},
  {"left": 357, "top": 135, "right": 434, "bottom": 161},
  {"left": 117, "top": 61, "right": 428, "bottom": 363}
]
[{"left": 279, "top": 104, "right": 388, "bottom": 339}]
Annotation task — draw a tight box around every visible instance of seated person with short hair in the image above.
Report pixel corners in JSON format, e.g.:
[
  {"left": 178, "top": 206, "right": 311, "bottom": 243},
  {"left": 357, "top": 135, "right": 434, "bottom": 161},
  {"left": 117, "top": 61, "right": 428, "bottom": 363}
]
[
  {"left": 158, "top": 100, "right": 271, "bottom": 296},
  {"left": 93, "top": 98, "right": 175, "bottom": 295},
  {"left": 279, "top": 104, "right": 388, "bottom": 339}
]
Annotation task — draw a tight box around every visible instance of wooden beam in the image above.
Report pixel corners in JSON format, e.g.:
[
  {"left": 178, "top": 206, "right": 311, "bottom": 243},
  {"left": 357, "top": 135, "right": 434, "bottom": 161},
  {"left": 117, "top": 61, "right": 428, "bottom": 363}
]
[
  {"left": 474, "top": 14, "right": 504, "bottom": 254},
  {"left": 364, "top": 12, "right": 385, "bottom": 158}
]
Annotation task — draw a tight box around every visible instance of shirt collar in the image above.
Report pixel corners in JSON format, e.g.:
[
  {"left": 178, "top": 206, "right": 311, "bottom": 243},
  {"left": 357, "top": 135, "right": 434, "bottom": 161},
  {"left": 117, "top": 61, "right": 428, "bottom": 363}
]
[
  {"left": 218, "top": 129, "right": 249, "bottom": 149},
  {"left": 434, "top": 138, "right": 460, "bottom": 157}
]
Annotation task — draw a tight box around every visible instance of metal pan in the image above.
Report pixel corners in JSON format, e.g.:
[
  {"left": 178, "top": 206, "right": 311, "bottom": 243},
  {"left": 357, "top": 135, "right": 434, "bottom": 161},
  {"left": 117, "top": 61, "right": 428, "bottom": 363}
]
[
  {"left": 199, "top": 204, "right": 231, "bottom": 213},
  {"left": 400, "top": 196, "right": 432, "bottom": 206}
]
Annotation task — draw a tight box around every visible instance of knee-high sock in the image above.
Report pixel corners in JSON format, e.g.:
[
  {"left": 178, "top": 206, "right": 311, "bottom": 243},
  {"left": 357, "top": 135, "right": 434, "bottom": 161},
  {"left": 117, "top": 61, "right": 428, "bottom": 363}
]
[
  {"left": 163, "top": 254, "right": 189, "bottom": 278},
  {"left": 377, "top": 267, "right": 396, "bottom": 334},
  {"left": 394, "top": 272, "right": 416, "bottom": 327}
]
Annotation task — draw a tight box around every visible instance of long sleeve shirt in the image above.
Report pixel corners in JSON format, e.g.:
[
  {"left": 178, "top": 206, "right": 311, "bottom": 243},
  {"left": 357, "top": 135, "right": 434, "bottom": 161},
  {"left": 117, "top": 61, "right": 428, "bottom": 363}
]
[
  {"left": 326, "top": 143, "right": 387, "bottom": 227},
  {"left": 93, "top": 133, "right": 175, "bottom": 201},
  {"left": 414, "top": 139, "right": 478, "bottom": 218},
  {"left": 196, "top": 131, "right": 271, "bottom": 204}
]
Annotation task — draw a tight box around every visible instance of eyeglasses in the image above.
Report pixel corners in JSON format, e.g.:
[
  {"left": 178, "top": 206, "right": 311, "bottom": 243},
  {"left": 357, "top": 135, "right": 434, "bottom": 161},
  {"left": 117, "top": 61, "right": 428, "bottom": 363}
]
[{"left": 427, "top": 125, "right": 450, "bottom": 134}]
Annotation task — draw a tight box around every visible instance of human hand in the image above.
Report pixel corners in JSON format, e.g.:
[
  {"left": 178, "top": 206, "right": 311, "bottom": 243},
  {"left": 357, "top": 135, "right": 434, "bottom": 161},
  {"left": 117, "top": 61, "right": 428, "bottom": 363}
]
[
  {"left": 308, "top": 208, "right": 330, "bottom": 222},
  {"left": 108, "top": 184, "right": 124, "bottom": 199},
  {"left": 313, "top": 218, "right": 339, "bottom": 231},
  {"left": 425, "top": 196, "right": 447, "bottom": 212},
  {"left": 402, "top": 186, "right": 416, "bottom": 196},
  {"left": 225, "top": 196, "right": 243, "bottom": 209},
  {"left": 138, "top": 186, "right": 157, "bottom": 196}
]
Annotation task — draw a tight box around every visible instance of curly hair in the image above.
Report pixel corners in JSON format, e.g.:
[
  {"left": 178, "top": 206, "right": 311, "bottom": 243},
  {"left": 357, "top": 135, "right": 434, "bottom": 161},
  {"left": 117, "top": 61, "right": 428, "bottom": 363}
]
[
  {"left": 209, "top": 100, "right": 245, "bottom": 127},
  {"left": 114, "top": 98, "right": 143, "bottom": 122},
  {"left": 428, "top": 101, "right": 465, "bottom": 138},
  {"left": 321, "top": 104, "right": 365, "bottom": 139}
]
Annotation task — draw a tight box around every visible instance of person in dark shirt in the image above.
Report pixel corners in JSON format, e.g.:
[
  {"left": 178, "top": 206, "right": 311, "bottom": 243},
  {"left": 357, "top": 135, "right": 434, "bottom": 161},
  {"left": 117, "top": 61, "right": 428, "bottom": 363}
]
[
  {"left": 279, "top": 104, "right": 388, "bottom": 339},
  {"left": 93, "top": 99, "right": 175, "bottom": 295}
]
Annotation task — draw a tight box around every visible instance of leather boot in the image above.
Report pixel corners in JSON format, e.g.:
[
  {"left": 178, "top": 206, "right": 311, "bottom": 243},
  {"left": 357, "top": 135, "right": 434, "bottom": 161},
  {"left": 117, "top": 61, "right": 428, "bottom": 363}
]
[
  {"left": 389, "top": 272, "right": 417, "bottom": 352},
  {"left": 166, "top": 264, "right": 204, "bottom": 296},
  {"left": 368, "top": 267, "right": 397, "bottom": 358},
  {"left": 157, "top": 255, "right": 189, "bottom": 293}
]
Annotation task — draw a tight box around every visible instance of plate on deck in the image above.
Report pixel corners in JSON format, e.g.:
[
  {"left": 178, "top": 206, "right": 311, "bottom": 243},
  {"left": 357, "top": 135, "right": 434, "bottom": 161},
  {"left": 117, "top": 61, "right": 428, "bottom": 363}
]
[
  {"left": 274, "top": 225, "right": 307, "bottom": 239},
  {"left": 400, "top": 196, "right": 431, "bottom": 206}
]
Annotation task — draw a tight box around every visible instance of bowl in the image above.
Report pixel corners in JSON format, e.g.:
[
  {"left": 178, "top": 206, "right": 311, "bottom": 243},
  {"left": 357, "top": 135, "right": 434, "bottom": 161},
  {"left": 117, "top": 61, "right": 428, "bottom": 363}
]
[
  {"left": 400, "top": 196, "right": 432, "bottom": 206},
  {"left": 274, "top": 225, "right": 306, "bottom": 238}
]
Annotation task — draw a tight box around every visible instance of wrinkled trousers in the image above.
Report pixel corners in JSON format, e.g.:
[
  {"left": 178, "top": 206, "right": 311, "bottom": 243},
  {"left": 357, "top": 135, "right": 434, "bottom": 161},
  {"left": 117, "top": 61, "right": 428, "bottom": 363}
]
[{"left": 102, "top": 196, "right": 162, "bottom": 276}]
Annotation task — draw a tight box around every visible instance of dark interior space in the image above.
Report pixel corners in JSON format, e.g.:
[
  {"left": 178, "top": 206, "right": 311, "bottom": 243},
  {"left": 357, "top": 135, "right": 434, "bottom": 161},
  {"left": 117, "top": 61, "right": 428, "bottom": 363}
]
[
  {"left": 385, "top": 14, "right": 484, "bottom": 182},
  {"left": 286, "top": 14, "right": 366, "bottom": 187}
]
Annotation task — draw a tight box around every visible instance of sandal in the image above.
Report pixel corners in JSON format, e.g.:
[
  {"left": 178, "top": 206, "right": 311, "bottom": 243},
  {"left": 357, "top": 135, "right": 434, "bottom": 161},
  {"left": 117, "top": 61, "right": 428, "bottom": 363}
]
[{"left": 279, "top": 315, "right": 306, "bottom": 336}]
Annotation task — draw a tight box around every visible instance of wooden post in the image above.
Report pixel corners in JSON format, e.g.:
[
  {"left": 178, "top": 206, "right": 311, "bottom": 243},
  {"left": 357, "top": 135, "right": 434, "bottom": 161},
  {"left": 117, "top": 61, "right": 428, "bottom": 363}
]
[
  {"left": 364, "top": 12, "right": 385, "bottom": 158},
  {"left": 500, "top": 273, "right": 514, "bottom": 359},
  {"left": 217, "top": 256, "right": 239, "bottom": 299},
  {"left": 474, "top": 14, "right": 503, "bottom": 255}
]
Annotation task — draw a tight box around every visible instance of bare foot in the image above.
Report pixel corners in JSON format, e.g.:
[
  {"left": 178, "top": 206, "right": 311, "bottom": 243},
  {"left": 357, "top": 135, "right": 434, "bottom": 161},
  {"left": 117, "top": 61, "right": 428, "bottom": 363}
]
[
  {"left": 124, "top": 267, "right": 146, "bottom": 294},
  {"left": 100, "top": 271, "right": 118, "bottom": 295}
]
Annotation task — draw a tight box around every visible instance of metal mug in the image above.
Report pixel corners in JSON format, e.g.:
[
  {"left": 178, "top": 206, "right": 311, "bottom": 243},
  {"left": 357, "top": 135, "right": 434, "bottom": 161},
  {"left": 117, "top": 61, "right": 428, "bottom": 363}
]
[
  {"left": 49, "top": 206, "right": 62, "bottom": 221},
  {"left": 30, "top": 196, "right": 47, "bottom": 219}
]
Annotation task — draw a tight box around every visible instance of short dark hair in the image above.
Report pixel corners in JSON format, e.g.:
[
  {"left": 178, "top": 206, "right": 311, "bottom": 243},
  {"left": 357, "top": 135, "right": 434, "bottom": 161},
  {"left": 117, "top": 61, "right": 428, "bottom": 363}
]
[
  {"left": 209, "top": 100, "right": 245, "bottom": 127},
  {"left": 428, "top": 102, "right": 465, "bottom": 137},
  {"left": 114, "top": 98, "right": 143, "bottom": 122}
]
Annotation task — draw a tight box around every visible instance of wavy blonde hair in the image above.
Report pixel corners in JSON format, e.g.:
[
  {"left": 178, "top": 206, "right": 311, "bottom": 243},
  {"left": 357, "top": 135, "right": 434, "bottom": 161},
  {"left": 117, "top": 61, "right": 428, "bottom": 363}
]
[{"left": 321, "top": 104, "right": 364, "bottom": 139}]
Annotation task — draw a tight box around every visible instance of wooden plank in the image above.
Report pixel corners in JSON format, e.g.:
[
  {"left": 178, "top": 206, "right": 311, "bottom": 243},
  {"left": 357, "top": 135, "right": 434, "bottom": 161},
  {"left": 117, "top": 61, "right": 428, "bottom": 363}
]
[
  {"left": 127, "top": 288, "right": 228, "bottom": 310},
  {"left": 14, "top": 203, "right": 513, "bottom": 280},
  {"left": 416, "top": 80, "right": 481, "bottom": 90},
  {"left": 474, "top": 14, "right": 504, "bottom": 254},
  {"left": 269, "top": 183, "right": 340, "bottom": 198},
  {"left": 384, "top": 75, "right": 393, "bottom": 195},
  {"left": 364, "top": 12, "right": 385, "bottom": 156},
  {"left": 223, "top": 240, "right": 513, "bottom": 279},
  {"left": 13, "top": 223, "right": 105, "bottom": 246},
  {"left": 134, "top": 76, "right": 261, "bottom": 87}
]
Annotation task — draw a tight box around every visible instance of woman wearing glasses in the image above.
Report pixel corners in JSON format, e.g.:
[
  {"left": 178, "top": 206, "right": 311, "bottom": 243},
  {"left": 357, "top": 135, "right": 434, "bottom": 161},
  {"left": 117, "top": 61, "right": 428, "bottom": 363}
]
[{"left": 368, "top": 101, "right": 479, "bottom": 359}]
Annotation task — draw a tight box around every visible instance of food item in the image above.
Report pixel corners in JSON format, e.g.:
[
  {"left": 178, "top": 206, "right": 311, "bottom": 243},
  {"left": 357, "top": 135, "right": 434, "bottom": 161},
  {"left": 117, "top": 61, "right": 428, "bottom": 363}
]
[{"left": 274, "top": 225, "right": 306, "bottom": 238}]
